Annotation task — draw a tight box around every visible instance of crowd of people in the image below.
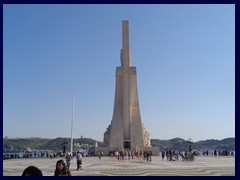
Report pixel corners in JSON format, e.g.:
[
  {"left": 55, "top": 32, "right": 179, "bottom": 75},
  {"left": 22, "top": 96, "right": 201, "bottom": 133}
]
[
  {"left": 20, "top": 149, "right": 154, "bottom": 176},
  {"left": 160, "top": 149, "right": 235, "bottom": 162},
  {"left": 108, "top": 150, "right": 152, "bottom": 161},
  {"left": 18, "top": 148, "right": 234, "bottom": 176}
]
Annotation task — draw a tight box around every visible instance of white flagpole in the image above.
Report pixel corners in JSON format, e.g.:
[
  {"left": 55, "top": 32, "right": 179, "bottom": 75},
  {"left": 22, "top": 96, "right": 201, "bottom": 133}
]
[{"left": 70, "top": 81, "right": 75, "bottom": 156}]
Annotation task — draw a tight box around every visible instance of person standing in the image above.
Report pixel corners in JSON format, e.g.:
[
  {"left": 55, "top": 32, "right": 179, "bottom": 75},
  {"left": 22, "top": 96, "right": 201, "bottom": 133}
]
[
  {"left": 54, "top": 159, "right": 71, "bottom": 176},
  {"left": 76, "top": 151, "right": 82, "bottom": 170},
  {"left": 146, "top": 151, "right": 149, "bottom": 161},
  {"left": 98, "top": 151, "right": 101, "bottom": 159}
]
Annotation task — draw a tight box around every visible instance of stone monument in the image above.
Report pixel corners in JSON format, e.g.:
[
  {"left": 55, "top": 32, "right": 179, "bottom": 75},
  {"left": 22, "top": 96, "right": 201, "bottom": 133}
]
[{"left": 103, "top": 20, "right": 152, "bottom": 152}]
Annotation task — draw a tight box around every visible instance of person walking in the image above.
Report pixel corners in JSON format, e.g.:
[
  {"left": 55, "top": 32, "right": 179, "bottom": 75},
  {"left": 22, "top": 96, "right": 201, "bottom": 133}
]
[{"left": 66, "top": 153, "right": 71, "bottom": 170}]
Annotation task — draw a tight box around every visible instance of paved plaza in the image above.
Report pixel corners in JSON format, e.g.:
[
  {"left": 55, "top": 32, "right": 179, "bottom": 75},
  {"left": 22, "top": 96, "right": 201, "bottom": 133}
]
[{"left": 3, "top": 156, "right": 235, "bottom": 176}]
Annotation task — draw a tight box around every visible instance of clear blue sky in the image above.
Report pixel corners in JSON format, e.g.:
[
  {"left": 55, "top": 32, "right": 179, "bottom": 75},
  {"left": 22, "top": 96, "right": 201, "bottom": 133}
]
[{"left": 3, "top": 4, "right": 235, "bottom": 142}]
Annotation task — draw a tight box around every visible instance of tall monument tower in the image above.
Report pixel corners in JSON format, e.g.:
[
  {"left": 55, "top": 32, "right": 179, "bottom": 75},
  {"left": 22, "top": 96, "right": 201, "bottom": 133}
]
[{"left": 104, "top": 20, "right": 151, "bottom": 151}]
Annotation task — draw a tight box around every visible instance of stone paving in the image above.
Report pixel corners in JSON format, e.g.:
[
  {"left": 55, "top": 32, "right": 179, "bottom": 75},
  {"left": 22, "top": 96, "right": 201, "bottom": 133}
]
[{"left": 3, "top": 156, "right": 235, "bottom": 176}]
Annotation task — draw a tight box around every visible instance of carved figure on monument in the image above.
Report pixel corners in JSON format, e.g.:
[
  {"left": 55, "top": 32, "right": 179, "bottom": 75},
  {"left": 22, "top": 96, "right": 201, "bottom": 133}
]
[{"left": 142, "top": 122, "right": 151, "bottom": 147}]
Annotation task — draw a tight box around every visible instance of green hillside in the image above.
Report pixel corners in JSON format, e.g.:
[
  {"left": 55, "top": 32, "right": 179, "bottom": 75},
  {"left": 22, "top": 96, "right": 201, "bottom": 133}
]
[
  {"left": 151, "top": 137, "right": 235, "bottom": 151},
  {"left": 3, "top": 137, "right": 102, "bottom": 152},
  {"left": 3, "top": 137, "right": 235, "bottom": 152}
]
